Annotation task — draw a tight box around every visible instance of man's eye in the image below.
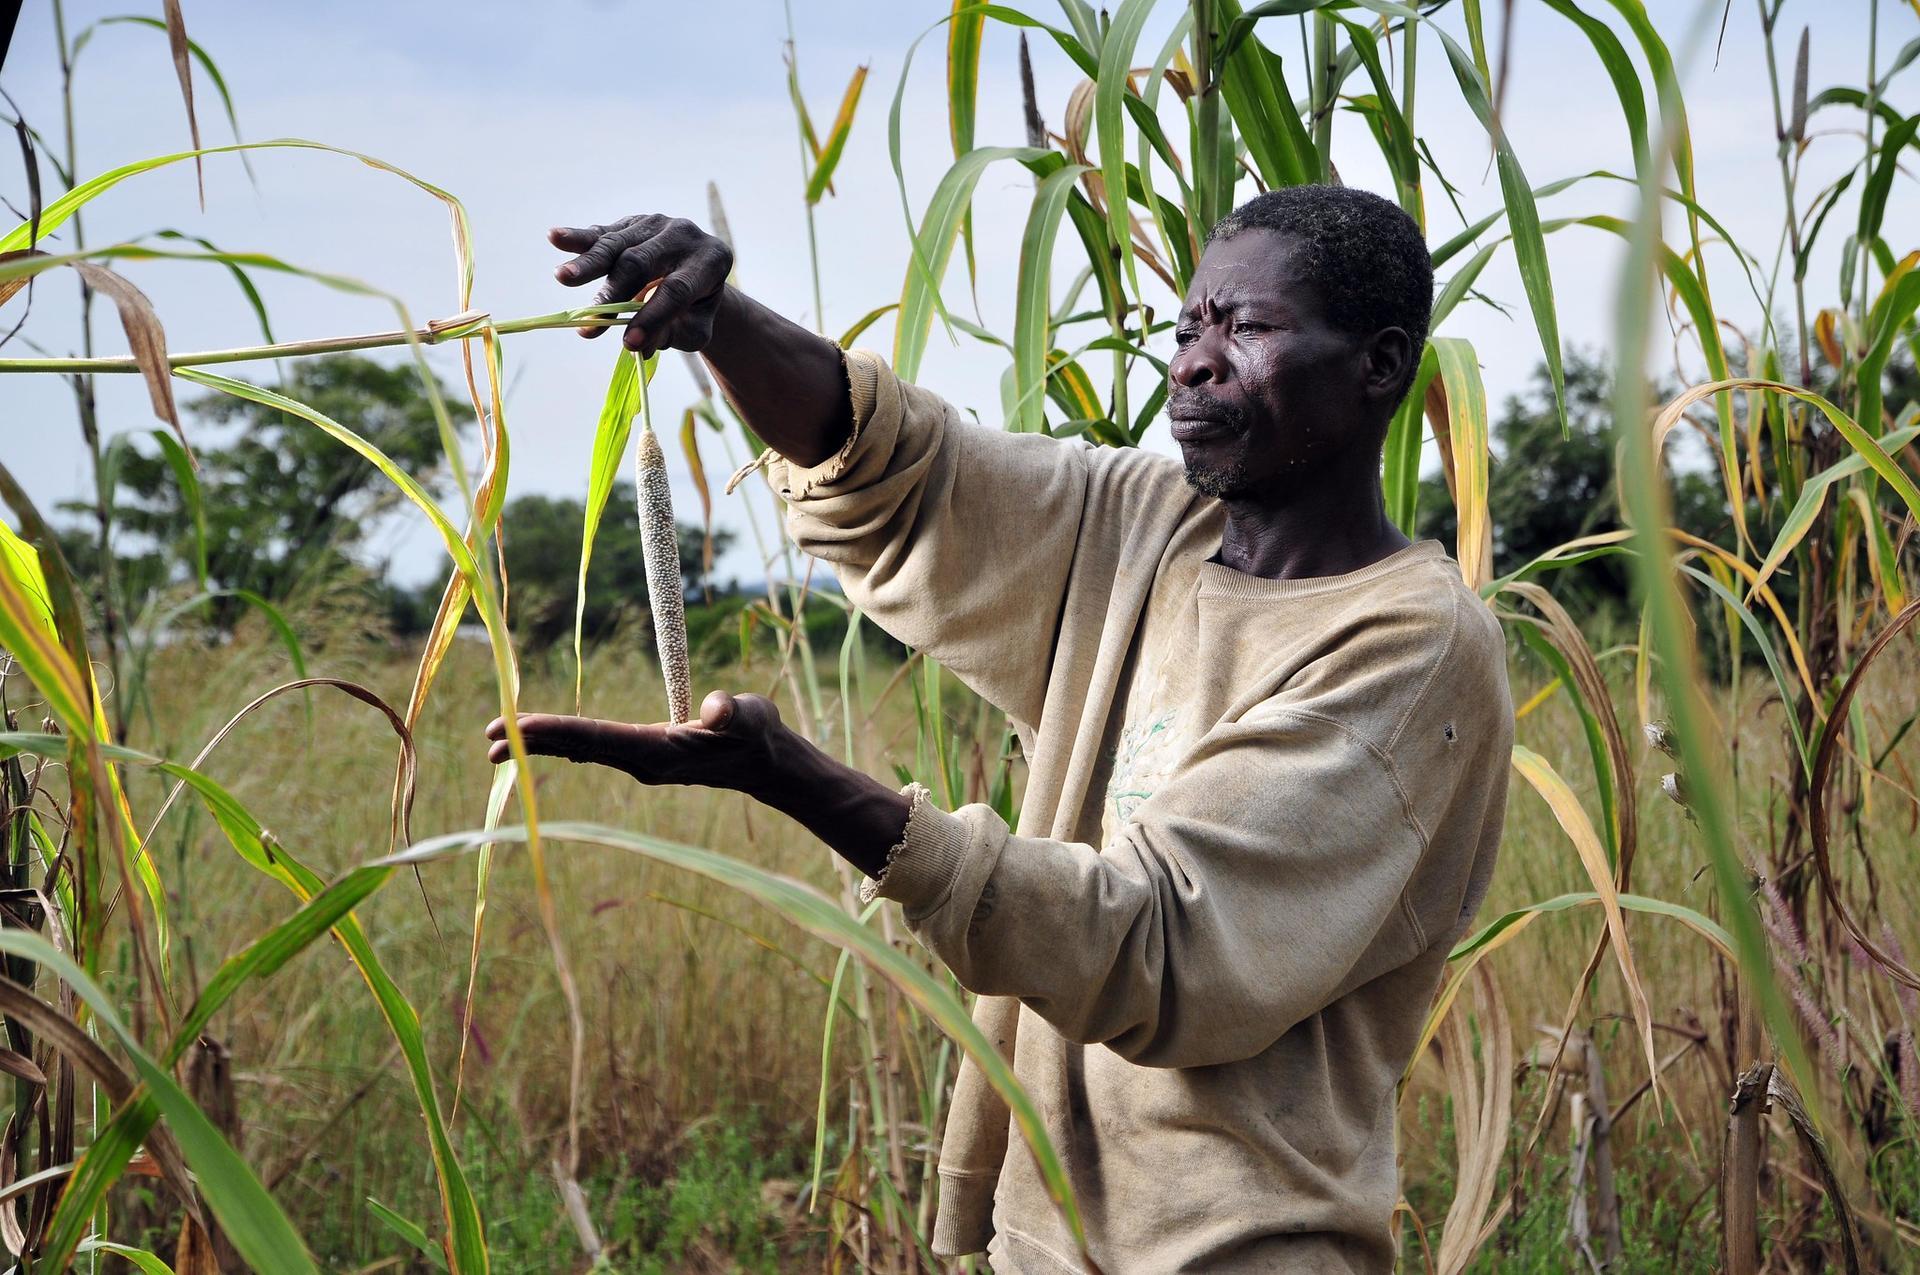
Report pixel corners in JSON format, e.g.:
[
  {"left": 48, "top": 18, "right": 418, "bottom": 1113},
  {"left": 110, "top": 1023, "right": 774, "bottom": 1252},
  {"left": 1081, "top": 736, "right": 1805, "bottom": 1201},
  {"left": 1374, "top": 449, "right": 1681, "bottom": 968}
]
[
  {"left": 1233, "top": 321, "right": 1267, "bottom": 335},
  {"left": 1173, "top": 330, "right": 1198, "bottom": 347}
]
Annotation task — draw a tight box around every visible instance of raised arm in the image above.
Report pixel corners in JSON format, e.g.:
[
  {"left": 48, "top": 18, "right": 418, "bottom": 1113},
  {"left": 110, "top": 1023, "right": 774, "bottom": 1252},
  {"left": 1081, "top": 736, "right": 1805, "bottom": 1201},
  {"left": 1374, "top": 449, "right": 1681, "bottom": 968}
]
[{"left": 549, "top": 212, "right": 1199, "bottom": 727}]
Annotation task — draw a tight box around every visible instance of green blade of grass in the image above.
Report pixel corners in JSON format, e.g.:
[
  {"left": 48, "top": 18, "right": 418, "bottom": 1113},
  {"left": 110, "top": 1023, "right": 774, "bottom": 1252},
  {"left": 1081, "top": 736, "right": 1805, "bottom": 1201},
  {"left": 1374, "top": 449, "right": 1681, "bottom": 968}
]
[
  {"left": 79, "top": 14, "right": 251, "bottom": 178},
  {"left": 1537, "top": 0, "right": 1650, "bottom": 180},
  {"left": 1418, "top": 5, "right": 1567, "bottom": 434},
  {"left": 1607, "top": 91, "right": 1813, "bottom": 1105},
  {"left": 893, "top": 145, "right": 1050, "bottom": 380},
  {"left": 1094, "top": 0, "right": 1158, "bottom": 320},
  {"left": 368, "top": 1198, "right": 451, "bottom": 1271},
  {"left": 1013, "top": 160, "right": 1090, "bottom": 432},
  {"left": 0, "top": 927, "right": 319, "bottom": 1274},
  {"left": 381, "top": 820, "right": 1091, "bottom": 1258},
  {"left": 574, "top": 347, "right": 650, "bottom": 708},
  {"left": 1857, "top": 252, "right": 1920, "bottom": 433},
  {"left": 1432, "top": 337, "right": 1490, "bottom": 587},
  {"left": 1211, "top": 0, "right": 1317, "bottom": 189},
  {"left": 1382, "top": 344, "right": 1436, "bottom": 532},
  {"left": 805, "top": 64, "right": 869, "bottom": 205},
  {"left": 77, "top": 1240, "right": 178, "bottom": 1275},
  {"left": 149, "top": 427, "right": 207, "bottom": 587},
  {"left": 947, "top": 0, "right": 985, "bottom": 288}
]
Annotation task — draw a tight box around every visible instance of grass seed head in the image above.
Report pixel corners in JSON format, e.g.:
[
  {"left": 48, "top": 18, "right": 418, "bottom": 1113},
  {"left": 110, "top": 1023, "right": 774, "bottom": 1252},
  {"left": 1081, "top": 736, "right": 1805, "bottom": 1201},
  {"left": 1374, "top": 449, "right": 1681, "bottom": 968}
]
[{"left": 636, "top": 425, "right": 692, "bottom": 724}]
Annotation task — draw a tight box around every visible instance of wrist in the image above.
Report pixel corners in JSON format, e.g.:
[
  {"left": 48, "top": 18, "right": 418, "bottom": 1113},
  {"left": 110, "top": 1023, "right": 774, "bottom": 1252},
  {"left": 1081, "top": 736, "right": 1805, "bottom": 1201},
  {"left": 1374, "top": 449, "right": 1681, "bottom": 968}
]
[
  {"left": 748, "top": 723, "right": 912, "bottom": 880},
  {"left": 746, "top": 720, "right": 816, "bottom": 812}
]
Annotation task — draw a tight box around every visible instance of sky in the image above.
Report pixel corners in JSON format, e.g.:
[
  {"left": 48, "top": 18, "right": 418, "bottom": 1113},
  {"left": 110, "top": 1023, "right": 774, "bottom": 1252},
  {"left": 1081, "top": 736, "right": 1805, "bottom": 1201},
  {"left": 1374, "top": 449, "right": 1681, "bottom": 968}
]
[{"left": 1, "top": 1, "right": 1914, "bottom": 591}]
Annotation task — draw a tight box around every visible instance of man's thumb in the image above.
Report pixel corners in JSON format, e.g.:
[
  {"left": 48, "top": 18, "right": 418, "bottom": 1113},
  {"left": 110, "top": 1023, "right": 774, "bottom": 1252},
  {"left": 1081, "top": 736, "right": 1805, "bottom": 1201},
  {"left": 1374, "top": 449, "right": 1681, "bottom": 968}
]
[{"left": 699, "top": 689, "right": 737, "bottom": 732}]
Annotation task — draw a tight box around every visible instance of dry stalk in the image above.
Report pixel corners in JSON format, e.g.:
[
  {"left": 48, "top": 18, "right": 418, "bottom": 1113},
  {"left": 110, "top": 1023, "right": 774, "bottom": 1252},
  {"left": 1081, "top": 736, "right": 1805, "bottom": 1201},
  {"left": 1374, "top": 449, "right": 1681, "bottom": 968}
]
[
  {"left": 1721, "top": 1061, "right": 1773, "bottom": 1275},
  {"left": 1436, "top": 963, "right": 1513, "bottom": 1275}
]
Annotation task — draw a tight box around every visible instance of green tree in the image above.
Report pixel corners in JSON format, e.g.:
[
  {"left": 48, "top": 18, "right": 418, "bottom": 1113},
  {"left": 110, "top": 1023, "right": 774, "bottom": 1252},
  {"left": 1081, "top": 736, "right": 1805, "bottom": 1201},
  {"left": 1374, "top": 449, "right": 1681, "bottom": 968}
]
[
  {"left": 81, "top": 355, "right": 473, "bottom": 623},
  {"left": 1416, "top": 351, "right": 1728, "bottom": 609},
  {"left": 489, "top": 484, "right": 735, "bottom": 650}
]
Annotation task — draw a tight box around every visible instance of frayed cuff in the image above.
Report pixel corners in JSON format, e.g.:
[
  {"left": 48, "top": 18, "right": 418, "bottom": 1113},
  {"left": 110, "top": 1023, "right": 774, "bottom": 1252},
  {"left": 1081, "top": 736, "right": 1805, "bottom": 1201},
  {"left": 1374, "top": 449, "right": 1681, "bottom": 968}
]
[
  {"left": 859, "top": 781, "right": 969, "bottom": 916},
  {"left": 773, "top": 348, "right": 881, "bottom": 501}
]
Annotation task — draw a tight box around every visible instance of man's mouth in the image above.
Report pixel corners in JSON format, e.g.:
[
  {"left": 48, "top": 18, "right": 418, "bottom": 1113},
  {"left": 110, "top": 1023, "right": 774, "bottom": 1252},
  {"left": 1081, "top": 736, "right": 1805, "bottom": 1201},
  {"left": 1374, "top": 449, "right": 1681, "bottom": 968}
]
[{"left": 1170, "top": 416, "right": 1240, "bottom": 443}]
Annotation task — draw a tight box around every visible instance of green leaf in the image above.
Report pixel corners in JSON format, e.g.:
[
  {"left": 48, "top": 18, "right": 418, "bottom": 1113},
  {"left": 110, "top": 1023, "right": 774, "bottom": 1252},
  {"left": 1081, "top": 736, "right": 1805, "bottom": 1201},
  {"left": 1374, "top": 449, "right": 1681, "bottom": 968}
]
[
  {"left": 150, "top": 428, "right": 207, "bottom": 587},
  {"left": 155, "top": 229, "right": 275, "bottom": 342},
  {"left": 1, "top": 729, "right": 488, "bottom": 1275},
  {"left": 77, "top": 1239, "right": 178, "bottom": 1275},
  {"left": 0, "top": 927, "right": 319, "bottom": 1274},
  {"left": 574, "top": 348, "right": 649, "bottom": 707},
  {"left": 1013, "top": 160, "right": 1090, "bottom": 432},
  {"left": 1094, "top": 0, "right": 1158, "bottom": 317},
  {"left": 383, "top": 821, "right": 1091, "bottom": 1257},
  {"left": 894, "top": 145, "right": 1050, "bottom": 380},
  {"left": 805, "top": 64, "right": 869, "bottom": 205},
  {"left": 1383, "top": 344, "right": 1437, "bottom": 533},
  {"left": 1432, "top": 336, "right": 1490, "bottom": 586},
  {"left": 369, "top": 1197, "right": 450, "bottom": 1271},
  {"left": 1211, "top": 0, "right": 1317, "bottom": 189},
  {"left": 1537, "top": 0, "right": 1650, "bottom": 180},
  {"left": 947, "top": 0, "right": 985, "bottom": 287},
  {"left": 1425, "top": 11, "right": 1566, "bottom": 434}
]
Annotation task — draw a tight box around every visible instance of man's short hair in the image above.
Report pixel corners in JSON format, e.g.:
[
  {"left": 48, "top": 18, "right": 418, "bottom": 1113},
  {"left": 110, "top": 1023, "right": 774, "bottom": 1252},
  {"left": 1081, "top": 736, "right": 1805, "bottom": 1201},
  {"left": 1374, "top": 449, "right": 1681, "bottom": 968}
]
[{"left": 1207, "top": 185, "right": 1433, "bottom": 357}]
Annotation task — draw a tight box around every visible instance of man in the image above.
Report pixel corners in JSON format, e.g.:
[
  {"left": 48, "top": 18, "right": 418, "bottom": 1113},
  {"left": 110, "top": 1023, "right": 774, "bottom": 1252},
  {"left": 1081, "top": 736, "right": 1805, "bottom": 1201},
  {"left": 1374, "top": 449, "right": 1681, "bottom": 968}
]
[{"left": 486, "top": 185, "right": 1513, "bottom": 1272}]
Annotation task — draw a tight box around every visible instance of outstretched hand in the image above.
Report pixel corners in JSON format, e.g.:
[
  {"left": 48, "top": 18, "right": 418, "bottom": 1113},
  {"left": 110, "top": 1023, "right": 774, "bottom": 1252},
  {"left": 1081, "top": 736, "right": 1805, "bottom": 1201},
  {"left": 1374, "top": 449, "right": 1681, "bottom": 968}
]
[
  {"left": 483, "top": 688, "right": 912, "bottom": 881},
  {"left": 485, "top": 689, "right": 783, "bottom": 796}
]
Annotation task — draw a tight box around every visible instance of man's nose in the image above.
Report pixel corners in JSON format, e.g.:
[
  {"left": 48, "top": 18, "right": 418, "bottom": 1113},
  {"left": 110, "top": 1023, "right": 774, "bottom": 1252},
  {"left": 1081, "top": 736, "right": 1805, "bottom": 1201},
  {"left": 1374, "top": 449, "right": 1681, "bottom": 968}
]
[{"left": 1169, "top": 332, "right": 1226, "bottom": 387}]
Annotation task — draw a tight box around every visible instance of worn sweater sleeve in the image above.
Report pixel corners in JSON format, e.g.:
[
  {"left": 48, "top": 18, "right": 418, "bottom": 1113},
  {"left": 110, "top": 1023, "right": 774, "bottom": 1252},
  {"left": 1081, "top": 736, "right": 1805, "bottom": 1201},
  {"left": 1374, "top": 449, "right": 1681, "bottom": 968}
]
[
  {"left": 768, "top": 349, "right": 1129, "bottom": 728},
  {"left": 866, "top": 706, "right": 1437, "bottom": 1070}
]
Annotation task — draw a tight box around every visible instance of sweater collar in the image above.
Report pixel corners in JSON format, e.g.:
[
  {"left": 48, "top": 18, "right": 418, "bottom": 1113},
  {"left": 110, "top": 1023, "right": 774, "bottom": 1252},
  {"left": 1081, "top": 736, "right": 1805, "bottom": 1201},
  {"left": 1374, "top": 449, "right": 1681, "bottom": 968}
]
[{"left": 1196, "top": 538, "right": 1449, "bottom": 600}]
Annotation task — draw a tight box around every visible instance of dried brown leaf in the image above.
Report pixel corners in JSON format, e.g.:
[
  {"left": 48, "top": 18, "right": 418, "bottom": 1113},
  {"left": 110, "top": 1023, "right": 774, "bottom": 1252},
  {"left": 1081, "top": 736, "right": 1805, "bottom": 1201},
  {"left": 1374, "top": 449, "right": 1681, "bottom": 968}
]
[
  {"left": 680, "top": 406, "right": 714, "bottom": 580},
  {"left": 68, "top": 260, "right": 185, "bottom": 456},
  {"left": 0, "top": 976, "right": 200, "bottom": 1227},
  {"left": 0, "top": 1048, "right": 44, "bottom": 1086},
  {"left": 163, "top": 0, "right": 205, "bottom": 207},
  {"left": 1435, "top": 964, "right": 1512, "bottom": 1275}
]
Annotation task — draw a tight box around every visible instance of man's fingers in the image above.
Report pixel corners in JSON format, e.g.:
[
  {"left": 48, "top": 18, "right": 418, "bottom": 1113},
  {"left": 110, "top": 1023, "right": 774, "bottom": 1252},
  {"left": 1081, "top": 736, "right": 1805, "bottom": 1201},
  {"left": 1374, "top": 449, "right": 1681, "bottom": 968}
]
[
  {"left": 485, "top": 713, "right": 650, "bottom": 767},
  {"left": 555, "top": 220, "right": 640, "bottom": 287},
  {"left": 547, "top": 226, "right": 598, "bottom": 251}
]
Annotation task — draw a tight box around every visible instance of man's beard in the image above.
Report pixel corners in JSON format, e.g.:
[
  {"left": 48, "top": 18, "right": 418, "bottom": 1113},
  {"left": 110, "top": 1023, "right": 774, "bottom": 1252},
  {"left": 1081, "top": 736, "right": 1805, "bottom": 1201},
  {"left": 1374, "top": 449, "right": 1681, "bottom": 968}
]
[
  {"left": 1169, "top": 388, "right": 1254, "bottom": 498},
  {"left": 1182, "top": 448, "right": 1250, "bottom": 499}
]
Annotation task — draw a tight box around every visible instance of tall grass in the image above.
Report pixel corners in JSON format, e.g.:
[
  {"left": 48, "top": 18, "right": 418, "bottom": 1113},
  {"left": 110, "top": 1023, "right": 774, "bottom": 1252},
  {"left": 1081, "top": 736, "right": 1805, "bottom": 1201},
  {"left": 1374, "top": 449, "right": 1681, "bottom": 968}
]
[{"left": 1, "top": 0, "right": 1917, "bottom": 1271}]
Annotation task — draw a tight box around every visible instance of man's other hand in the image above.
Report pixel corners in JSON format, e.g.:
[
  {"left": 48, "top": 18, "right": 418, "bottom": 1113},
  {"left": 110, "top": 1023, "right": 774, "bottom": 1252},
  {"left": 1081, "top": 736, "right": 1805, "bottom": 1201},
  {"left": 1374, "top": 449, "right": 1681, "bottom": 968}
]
[
  {"left": 548, "top": 214, "right": 732, "bottom": 356},
  {"left": 485, "top": 689, "right": 782, "bottom": 795}
]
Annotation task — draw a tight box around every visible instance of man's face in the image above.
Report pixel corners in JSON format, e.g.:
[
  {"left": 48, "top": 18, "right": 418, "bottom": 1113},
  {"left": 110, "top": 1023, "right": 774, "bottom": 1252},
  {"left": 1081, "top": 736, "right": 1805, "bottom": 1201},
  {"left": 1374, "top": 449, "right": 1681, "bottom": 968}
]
[{"left": 1166, "top": 229, "right": 1385, "bottom": 501}]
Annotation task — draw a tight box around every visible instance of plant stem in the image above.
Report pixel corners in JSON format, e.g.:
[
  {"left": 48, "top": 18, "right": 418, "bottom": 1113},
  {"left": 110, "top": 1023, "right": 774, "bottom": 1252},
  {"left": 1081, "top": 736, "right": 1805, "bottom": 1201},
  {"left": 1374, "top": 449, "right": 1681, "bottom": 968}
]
[
  {"left": 1857, "top": 0, "right": 1878, "bottom": 331},
  {"left": 0, "top": 306, "right": 641, "bottom": 374},
  {"left": 1757, "top": 0, "right": 1810, "bottom": 388},
  {"left": 53, "top": 0, "right": 125, "bottom": 745},
  {"left": 1311, "top": 12, "right": 1336, "bottom": 182},
  {"left": 1192, "top": 0, "right": 1221, "bottom": 234}
]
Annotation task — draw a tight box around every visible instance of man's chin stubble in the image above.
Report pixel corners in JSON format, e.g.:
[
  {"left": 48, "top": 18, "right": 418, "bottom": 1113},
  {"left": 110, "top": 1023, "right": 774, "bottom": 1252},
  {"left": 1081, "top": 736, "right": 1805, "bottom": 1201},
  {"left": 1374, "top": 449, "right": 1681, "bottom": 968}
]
[{"left": 1181, "top": 456, "right": 1249, "bottom": 500}]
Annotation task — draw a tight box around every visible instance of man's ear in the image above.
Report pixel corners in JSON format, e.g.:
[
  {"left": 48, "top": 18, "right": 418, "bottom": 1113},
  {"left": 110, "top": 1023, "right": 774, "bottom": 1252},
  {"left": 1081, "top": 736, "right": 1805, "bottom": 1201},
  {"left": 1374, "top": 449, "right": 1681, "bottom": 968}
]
[{"left": 1363, "top": 326, "right": 1415, "bottom": 406}]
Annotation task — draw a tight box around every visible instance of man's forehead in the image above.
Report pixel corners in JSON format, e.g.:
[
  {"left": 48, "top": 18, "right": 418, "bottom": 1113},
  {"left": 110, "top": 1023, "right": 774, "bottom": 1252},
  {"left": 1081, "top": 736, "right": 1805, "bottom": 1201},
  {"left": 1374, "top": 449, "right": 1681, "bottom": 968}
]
[{"left": 1182, "top": 232, "right": 1314, "bottom": 313}]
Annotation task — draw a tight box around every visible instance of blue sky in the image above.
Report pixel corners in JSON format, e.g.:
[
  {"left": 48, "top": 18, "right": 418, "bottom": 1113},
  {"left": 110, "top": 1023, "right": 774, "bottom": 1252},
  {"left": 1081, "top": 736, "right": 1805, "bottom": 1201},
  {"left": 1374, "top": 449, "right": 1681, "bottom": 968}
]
[{"left": 2, "top": 1, "right": 1913, "bottom": 588}]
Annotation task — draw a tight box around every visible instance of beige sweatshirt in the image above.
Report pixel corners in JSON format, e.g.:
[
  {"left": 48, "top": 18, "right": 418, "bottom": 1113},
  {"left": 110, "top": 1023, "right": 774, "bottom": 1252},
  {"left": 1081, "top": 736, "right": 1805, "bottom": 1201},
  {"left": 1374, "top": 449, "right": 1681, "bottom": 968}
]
[{"left": 769, "top": 350, "right": 1513, "bottom": 1274}]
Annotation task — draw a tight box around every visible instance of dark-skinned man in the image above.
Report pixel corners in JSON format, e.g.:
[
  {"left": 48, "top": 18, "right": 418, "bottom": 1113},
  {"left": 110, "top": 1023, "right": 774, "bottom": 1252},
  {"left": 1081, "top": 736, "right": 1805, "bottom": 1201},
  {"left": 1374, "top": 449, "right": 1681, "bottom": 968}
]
[{"left": 486, "top": 185, "right": 1513, "bottom": 1273}]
